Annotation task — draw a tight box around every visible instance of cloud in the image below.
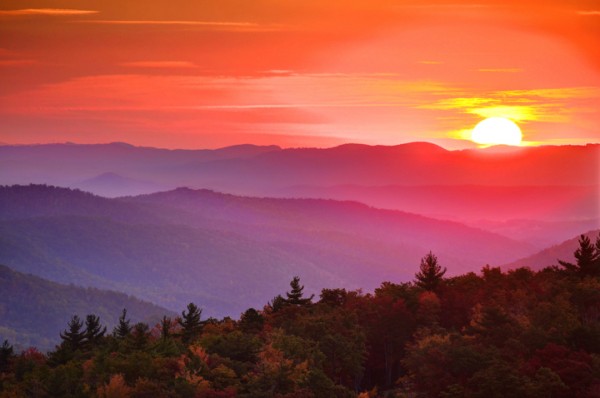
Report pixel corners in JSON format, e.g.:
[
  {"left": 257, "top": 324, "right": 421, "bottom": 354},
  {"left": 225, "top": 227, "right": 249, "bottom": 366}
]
[
  {"left": 78, "top": 20, "right": 282, "bottom": 32},
  {"left": 477, "top": 68, "right": 522, "bottom": 73},
  {"left": 577, "top": 10, "right": 600, "bottom": 16},
  {"left": 0, "top": 9, "right": 98, "bottom": 16},
  {"left": 500, "top": 87, "right": 600, "bottom": 99},
  {"left": 121, "top": 61, "right": 197, "bottom": 69},
  {"left": 417, "top": 86, "right": 600, "bottom": 127}
]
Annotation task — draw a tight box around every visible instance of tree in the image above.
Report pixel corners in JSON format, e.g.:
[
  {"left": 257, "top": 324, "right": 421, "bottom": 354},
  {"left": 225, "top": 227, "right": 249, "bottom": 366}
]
[
  {"left": 415, "top": 251, "right": 446, "bottom": 291},
  {"left": 114, "top": 308, "right": 132, "bottom": 338},
  {"left": 284, "top": 276, "right": 314, "bottom": 306},
  {"left": 0, "top": 340, "right": 14, "bottom": 372},
  {"left": 132, "top": 322, "right": 150, "bottom": 349},
  {"left": 239, "top": 308, "right": 264, "bottom": 334},
  {"left": 160, "top": 316, "right": 172, "bottom": 341},
  {"left": 179, "top": 302, "right": 203, "bottom": 343},
  {"left": 60, "top": 315, "right": 86, "bottom": 350},
  {"left": 559, "top": 234, "right": 600, "bottom": 277},
  {"left": 84, "top": 314, "right": 107, "bottom": 345}
]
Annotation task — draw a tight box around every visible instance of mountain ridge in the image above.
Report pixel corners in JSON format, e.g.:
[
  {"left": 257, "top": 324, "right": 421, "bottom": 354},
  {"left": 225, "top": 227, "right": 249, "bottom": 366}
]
[{"left": 0, "top": 184, "right": 538, "bottom": 318}]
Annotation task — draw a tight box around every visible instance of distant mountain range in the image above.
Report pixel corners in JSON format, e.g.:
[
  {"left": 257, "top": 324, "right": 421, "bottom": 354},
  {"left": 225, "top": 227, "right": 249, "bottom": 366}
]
[
  {"left": 1, "top": 142, "right": 597, "bottom": 247},
  {"left": 0, "top": 185, "right": 537, "bottom": 318},
  {"left": 0, "top": 264, "right": 171, "bottom": 351}
]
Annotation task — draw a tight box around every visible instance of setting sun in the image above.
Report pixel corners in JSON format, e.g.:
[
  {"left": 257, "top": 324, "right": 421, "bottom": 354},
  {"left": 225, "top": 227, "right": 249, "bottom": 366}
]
[{"left": 471, "top": 117, "right": 523, "bottom": 146}]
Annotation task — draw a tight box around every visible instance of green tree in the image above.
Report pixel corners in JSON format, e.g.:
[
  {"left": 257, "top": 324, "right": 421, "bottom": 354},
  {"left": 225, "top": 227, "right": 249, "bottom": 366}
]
[
  {"left": 85, "top": 314, "right": 107, "bottom": 345},
  {"left": 114, "top": 308, "right": 132, "bottom": 338},
  {"left": 415, "top": 251, "right": 447, "bottom": 291},
  {"left": 179, "top": 302, "right": 203, "bottom": 343},
  {"left": 559, "top": 234, "right": 600, "bottom": 277},
  {"left": 160, "top": 316, "right": 172, "bottom": 341},
  {"left": 0, "top": 339, "right": 14, "bottom": 372},
  {"left": 284, "top": 276, "right": 314, "bottom": 306},
  {"left": 239, "top": 308, "right": 264, "bottom": 334},
  {"left": 132, "top": 322, "right": 150, "bottom": 349},
  {"left": 60, "top": 315, "right": 86, "bottom": 351}
]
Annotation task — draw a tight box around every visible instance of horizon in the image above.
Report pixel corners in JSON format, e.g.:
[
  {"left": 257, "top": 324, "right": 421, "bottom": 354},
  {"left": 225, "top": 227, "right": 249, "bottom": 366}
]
[{"left": 1, "top": 139, "right": 600, "bottom": 152}]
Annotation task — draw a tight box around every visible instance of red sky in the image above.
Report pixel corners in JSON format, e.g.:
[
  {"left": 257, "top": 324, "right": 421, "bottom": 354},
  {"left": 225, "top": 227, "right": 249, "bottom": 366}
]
[{"left": 1, "top": 0, "right": 599, "bottom": 149}]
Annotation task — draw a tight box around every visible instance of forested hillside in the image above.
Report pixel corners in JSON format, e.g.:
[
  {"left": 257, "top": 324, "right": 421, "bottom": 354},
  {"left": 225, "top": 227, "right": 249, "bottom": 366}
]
[
  {"left": 1, "top": 237, "right": 599, "bottom": 397},
  {"left": 0, "top": 265, "right": 171, "bottom": 351}
]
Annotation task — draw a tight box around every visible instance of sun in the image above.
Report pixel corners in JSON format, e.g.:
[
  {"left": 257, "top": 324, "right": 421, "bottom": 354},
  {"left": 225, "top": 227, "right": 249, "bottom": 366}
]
[{"left": 471, "top": 117, "right": 523, "bottom": 146}]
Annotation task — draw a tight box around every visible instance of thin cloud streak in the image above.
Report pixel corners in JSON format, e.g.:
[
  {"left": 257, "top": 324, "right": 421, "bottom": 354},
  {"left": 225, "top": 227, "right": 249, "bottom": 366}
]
[
  {"left": 121, "top": 61, "right": 197, "bottom": 69},
  {"left": 0, "top": 9, "right": 98, "bottom": 16},
  {"left": 577, "top": 10, "right": 600, "bottom": 16},
  {"left": 477, "top": 68, "right": 522, "bottom": 73},
  {"left": 77, "top": 20, "right": 284, "bottom": 31}
]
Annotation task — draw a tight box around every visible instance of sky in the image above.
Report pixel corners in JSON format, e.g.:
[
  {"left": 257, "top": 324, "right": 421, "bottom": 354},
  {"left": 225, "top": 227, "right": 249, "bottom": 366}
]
[{"left": 1, "top": 0, "right": 599, "bottom": 149}]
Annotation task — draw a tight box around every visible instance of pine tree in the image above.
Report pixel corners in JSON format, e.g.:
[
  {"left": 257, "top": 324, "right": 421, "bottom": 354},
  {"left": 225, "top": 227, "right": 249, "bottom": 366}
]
[
  {"left": 60, "top": 315, "right": 86, "bottom": 350},
  {"left": 284, "top": 276, "right": 314, "bottom": 306},
  {"left": 114, "top": 308, "right": 132, "bottom": 338},
  {"left": 0, "top": 340, "right": 13, "bottom": 372},
  {"left": 559, "top": 234, "right": 600, "bottom": 277},
  {"left": 179, "top": 302, "right": 203, "bottom": 343},
  {"left": 415, "top": 251, "right": 447, "bottom": 291},
  {"left": 160, "top": 316, "right": 172, "bottom": 341},
  {"left": 85, "top": 314, "right": 107, "bottom": 345},
  {"left": 132, "top": 322, "right": 150, "bottom": 349}
]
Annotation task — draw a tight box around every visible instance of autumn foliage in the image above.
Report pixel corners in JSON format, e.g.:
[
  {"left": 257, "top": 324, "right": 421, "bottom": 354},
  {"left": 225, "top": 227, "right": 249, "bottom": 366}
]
[{"left": 1, "top": 243, "right": 600, "bottom": 397}]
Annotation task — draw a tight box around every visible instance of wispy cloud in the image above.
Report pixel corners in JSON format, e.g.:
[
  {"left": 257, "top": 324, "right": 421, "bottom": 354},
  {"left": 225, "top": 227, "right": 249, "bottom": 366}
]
[
  {"left": 121, "top": 61, "right": 197, "bottom": 69},
  {"left": 577, "top": 10, "right": 600, "bottom": 16},
  {"left": 0, "top": 9, "right": 98, "bottom": 16},
  {"left": 419, "top": 86, "right": 600, "bottom": 125},
  {"left": 500, "top": 87, "right": 600, "bottom": 99},
  {"left": 477, "top": 68, "right": 522, "bottom": 73},
  {"left": 78, "top": 20, "right": 282, "bottom": 32}
]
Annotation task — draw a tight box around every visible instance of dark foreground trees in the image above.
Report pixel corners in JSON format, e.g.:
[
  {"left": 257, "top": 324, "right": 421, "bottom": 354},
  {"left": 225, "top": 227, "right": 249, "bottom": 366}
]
[
  {"left": 415, "top": 251, "right": 446, "bottom": 291},
  {"left": 1, "top": 249, "right": 599, "bottom": 397},
  {"left": 559, "top": 233, "right": 600, "bottom": 277}
]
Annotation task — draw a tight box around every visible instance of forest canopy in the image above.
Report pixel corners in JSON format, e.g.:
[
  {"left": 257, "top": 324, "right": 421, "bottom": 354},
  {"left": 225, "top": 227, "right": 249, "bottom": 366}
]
[{"left": 1, "top": 235, "right": 599, "bottom": 397}]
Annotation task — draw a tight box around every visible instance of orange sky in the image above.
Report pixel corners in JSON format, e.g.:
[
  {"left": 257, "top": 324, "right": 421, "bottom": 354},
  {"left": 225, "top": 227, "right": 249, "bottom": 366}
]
[{"left": 1, "top": 0, "right": 599, "bottom": 149}]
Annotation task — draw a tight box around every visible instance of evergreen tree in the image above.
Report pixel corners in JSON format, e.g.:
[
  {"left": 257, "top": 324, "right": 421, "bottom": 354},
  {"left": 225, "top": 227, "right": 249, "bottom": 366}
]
[
  {"left": 239, "top": 308, "right": 264, "bottom": 334},
  {"left": 160, "top": 316, "right": 172, "bottom": 341},
  {"left": 0, "top": 340, "right": 13, "bottom": 372},
  {"left": 559, "top": 234, "right": 600, "bottom": 277},
  {"left": 113, "top": 308, "right": 132, "bottom": 338},
  {"left": 179, "top": 302, "right": 203, "bottom": 343},
  {"left": 60, "top": 315, "right": 86, "bottom": 350},
  {"left": 284, "top": 276, "right": 314, "bottom": 306},
  {"left": 85, "top": 314, "right": 107, "bottom": 345},
  {"left": 269, "top": 294, "right": 286, "bottom": 312},
  {"left": 415, "top": 251, "right": 446, "bottom": 291},
  {"left": 132, "top": 322, "right": 150, "bottom": 349}
]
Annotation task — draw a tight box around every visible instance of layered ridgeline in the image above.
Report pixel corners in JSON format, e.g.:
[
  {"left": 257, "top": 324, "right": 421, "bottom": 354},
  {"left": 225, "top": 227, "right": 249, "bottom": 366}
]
[
  {"left": 0, "top": 264, "right": 171, "bottom": 351},
  {"left": 1, "top": 142, "right": 597, "bottom": 246},
  {"left": 0, "top": 185, "right": 535, "bottom": 318}
]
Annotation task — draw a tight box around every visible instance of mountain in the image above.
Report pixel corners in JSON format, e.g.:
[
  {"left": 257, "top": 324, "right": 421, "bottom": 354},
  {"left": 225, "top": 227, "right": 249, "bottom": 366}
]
[
  {"left": 0, "top": 264, "right": 172, "bottom": 352},
  {"left": 0, "top": 142, "right": 282, "bottom": 187},
  {"left": 0, "top": 185, "right": 536, "bottom": 318},
  {"left": 502, "top": 229, "right": 600, "bottom": 271},
  {"left": 1, "top": 142, "right": 596, "bottom": 239},
  {"left": 73, "top": 172, "right": 170, "bottom": 197},
  {"left": 277, "top": 184, "right": 599, "bottom": 233}
]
